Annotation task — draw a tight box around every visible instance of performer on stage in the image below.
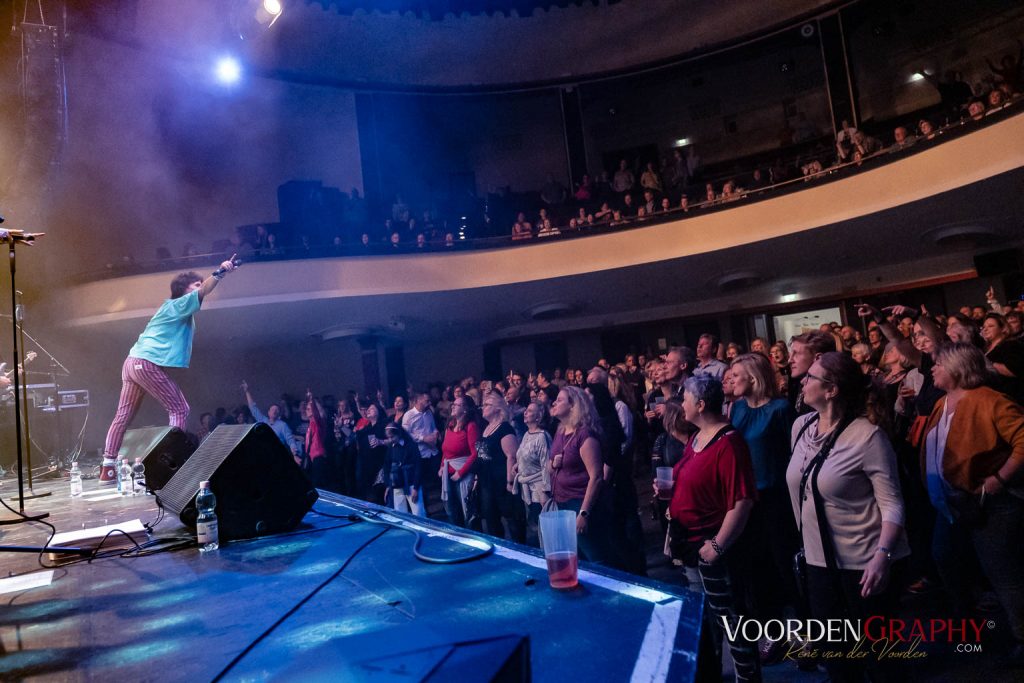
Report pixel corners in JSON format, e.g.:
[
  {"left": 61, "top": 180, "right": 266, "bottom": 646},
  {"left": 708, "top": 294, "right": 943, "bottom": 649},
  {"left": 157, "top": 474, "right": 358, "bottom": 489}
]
[{"left": 98, "top": 256, "right": 238, "bottom": 484}]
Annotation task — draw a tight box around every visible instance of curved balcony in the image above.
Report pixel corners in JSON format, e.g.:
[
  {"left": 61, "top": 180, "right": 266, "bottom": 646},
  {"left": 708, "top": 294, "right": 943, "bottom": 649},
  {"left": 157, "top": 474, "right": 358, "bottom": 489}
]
[{"left": 60, "top": 109, "right": 1024, "bottom": 343}]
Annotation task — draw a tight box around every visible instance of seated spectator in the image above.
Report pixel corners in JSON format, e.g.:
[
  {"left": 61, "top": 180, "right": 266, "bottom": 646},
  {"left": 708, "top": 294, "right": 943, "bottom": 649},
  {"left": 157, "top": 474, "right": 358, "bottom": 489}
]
[
  {"left": 511, "top": 212, "right": 533, "bottom": 241},
  {"left": 966, "top": 98, "right": 987, "bottom": 121},
  {"left": 593, "top": 201, "right": 612, "bottom": 222},
  {"left": 925, "top": 342, "right": 1024, "bottom": 665},
  {"left": 679, "top": 195, "right": 690, "bottom": 211},
  {"left": 640, "top": 162, "right": 663, "bottom": 193},
  {"left": 642, "top": 189, "right": 657, "bottom": 215},
  {"left": 703, "top": 183, "right": 716, "bottom": 204},
  {"left": 575, "top": 207, "right": 592, "bottom": 226},
  {"left": 720, "top": 179, "right": 741, "bottom": 200},
  {"left": 416, "top": 233, "right": 427, "bottom": 249},
  {"left": 659, "top": 197, "right": 672, "bottom": 213},
  {"left": 612, "top": 159, "right": 635, "bottom": 194},
  {"left": 725, "top": 342, "right": 743, "bottom": 362},
  {"left": 620, "top": 193, "right": 637, "bottom": 218},
  {"left": 918, "top": 117, "right": 938, "bottom": 140},
  {"left": 748, "top": 168, "right": 767, "bottom": 189},
  {"left": 609, "top": 209, "right": 626, "bottom": 226},
  {"left": 389, "top": 231, "right": 402, "bottom": 249},
  {"left": 537, "top": 219, "right": 560, "bottom": 238},
  {"left": 892, "top": 125, "right": 918, "bottom": 149},
  {"left": 787, "top": 352, "right": 909, "bottom": 681}
]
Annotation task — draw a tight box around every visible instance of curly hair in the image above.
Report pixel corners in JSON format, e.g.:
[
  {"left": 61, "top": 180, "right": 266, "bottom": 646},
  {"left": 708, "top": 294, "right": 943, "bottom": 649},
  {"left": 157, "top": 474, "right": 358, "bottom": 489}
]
[{"left": 170, "top": 271, "right": 202, "bottom": 299}]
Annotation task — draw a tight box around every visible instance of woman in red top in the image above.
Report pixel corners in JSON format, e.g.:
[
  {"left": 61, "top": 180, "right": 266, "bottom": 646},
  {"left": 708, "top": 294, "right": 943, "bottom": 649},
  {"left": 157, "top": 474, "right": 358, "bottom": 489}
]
[
  {"left": 668, "top": 375, "right": 760, "bottom": 683},
  {"left": 303, "top": 390, "right": 335, "bottom": 492},
  {"left": 440, "top": 394, "right": 481, "bottom": 528}
]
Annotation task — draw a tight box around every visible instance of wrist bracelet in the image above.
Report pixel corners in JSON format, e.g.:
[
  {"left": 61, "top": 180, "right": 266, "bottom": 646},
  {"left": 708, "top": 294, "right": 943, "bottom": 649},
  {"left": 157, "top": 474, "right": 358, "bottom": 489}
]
[
  {"left": 876, "top": 546, "right": 892, "bottom": 560},
  {"left": 211, "top": 271, "right": 224, "bottom": 280},
  {"left": 709, "top": 537, "right": 724, "bottom": 555}
]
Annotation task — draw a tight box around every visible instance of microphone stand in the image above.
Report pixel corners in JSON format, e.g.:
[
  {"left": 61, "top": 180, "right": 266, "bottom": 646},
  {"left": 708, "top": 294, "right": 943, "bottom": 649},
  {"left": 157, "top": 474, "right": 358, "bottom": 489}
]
[
  {"left": 0, "top": 226, "right": 91, "bottom": 558},
  {"left": 0, "top": 228, "right": 48, "bottom": 519}
]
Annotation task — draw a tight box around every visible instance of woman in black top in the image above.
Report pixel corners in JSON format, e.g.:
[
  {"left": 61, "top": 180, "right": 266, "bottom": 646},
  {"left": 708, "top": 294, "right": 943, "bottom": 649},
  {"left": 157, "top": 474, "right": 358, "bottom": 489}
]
[
  {"left": 355, "top": 403, "right": 388, "bottom": 504},
  {"left": 478, "top": 391, "right": 526, "bottom": 542}
]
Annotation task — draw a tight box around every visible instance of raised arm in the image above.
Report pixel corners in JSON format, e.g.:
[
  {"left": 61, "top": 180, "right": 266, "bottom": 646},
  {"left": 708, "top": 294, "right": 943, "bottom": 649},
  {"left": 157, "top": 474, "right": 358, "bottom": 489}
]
[{"left": 198, "top": 254, "right": 238, "bottom": 302}]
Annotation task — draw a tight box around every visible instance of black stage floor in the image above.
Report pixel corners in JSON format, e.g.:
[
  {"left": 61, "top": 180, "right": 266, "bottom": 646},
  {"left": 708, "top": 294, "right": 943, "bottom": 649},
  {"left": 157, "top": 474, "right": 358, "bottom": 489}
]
[{"left": 0, "top": 476, "right": 702, "bottom": 682}]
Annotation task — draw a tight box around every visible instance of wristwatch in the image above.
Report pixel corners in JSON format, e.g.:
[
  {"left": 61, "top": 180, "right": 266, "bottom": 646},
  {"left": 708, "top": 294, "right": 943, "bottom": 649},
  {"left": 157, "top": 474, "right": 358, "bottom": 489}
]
[{"left": 876, "top": 546, "right": 892, "bottom": 561}]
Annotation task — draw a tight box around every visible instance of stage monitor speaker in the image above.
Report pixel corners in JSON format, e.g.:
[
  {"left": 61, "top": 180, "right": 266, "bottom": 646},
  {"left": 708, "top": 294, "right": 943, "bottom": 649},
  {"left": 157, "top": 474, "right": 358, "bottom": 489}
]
[
  {"left": 974, "top": 248, "right": 1022, "bottom": 277},
  {"left": 156, "top": 423, "right": 318, "bottom": 541},
  {"left": 119, "top": 426, "right": 197, "bottom": 492}
]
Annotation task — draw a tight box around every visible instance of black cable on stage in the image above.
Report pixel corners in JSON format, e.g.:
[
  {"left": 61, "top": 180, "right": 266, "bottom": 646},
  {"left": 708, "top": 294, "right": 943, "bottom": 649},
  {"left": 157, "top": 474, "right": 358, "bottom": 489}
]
[
  {"left": 0, "top": 493, "right": 57, "bottom": 570},
  {"left": 311, "top": 504, "right": 495, "bottom": 565},
  {"left": 209, "top": 526, "right": 392, "bottom": 683}
]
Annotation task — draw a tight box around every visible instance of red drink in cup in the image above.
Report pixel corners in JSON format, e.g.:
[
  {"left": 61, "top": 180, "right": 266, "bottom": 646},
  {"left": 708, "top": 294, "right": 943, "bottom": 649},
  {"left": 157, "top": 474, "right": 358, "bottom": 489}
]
[
  {"left": 539, "top": 510, "right": 579, "bottom": 589},
  {"left": 655, "top": 466, "right": 674, "bottom": 500},
  {"left": 545, "top": 551, "right": 579, "bottom": 589}
]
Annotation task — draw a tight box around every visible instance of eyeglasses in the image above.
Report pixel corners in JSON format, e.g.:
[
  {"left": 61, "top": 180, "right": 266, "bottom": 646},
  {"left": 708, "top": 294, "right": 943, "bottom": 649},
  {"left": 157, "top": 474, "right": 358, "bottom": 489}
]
[{"left": 804, "top": 372, "right": 832, "bottom": 385}]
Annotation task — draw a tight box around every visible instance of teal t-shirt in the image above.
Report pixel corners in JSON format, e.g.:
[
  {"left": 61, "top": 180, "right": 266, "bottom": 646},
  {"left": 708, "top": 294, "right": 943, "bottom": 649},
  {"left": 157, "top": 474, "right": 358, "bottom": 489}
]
[{"left": 128, "top": 290, "right": 201, "bottom": 368}]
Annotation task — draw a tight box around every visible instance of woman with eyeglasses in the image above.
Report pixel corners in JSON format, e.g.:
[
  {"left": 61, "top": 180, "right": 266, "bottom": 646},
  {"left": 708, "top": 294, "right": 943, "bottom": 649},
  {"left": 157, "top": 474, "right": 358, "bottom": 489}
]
[
  {"left": 786, "top": 352, "right": 909, "bottom": 682},
  {"left": 924, "top": 342, "right": 1024, "bottom": 665}
]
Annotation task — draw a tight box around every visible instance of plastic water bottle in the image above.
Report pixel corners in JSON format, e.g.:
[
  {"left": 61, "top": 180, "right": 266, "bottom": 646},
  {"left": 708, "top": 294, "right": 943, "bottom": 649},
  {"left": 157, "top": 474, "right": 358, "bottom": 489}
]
[
  {"left": 131, "top": 457, "right": 146, "bottom": 496},
  {"left": 119, "top": 459, "right": 133, "bottom": 496},
  {"left": 69, "top": 462, "right": 83, "bottom": 497},
  {"left": 195, "top": 481, "right": 219, "bottom": 553}
]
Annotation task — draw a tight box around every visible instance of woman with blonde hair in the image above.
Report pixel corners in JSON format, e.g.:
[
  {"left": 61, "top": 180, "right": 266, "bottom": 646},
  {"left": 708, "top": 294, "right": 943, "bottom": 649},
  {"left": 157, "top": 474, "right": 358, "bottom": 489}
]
[
  {"left": 479, "top": 391, "right": 526, "bottom": 541},
  {"left": 548, "top": 386, "right": 618, "bottom": 566},
  {"left": 730, "top": 353, "right": 799, "bottom": 662},
  {"left": 925, "top": 342, "right": 1024, "bottom": 663}
]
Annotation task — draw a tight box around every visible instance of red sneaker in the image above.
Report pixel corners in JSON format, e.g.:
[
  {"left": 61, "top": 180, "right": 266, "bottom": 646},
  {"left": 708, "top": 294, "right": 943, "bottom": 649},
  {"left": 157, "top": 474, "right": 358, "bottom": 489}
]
[{"left": 98, "top": 463, "right": 117, "bottom": 485}]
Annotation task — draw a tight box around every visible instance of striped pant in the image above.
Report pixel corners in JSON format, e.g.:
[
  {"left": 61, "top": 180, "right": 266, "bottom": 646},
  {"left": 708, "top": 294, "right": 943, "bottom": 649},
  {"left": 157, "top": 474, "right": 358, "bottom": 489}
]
[
  {"left": 103, "top": 357, "right": 189, "bottom": 457},
  {"left": 699, "top": 557, "right": 762, "bottom": 683}
]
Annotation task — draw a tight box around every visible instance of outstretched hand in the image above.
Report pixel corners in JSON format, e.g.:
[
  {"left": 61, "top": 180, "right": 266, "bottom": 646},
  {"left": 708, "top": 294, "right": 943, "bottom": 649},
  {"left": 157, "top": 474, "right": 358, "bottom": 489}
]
[
  {"left": 240, "top": 380, "right": 249, "bottom": 393},
  {"left": 220, "top": 253, "right": 239, "bottom": 273}
]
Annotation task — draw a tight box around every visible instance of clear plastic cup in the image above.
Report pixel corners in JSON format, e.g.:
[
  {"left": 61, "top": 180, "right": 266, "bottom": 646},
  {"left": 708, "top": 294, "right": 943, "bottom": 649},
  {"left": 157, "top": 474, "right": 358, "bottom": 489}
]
[
  {"left": 539, "top": 509, "right": 579, "bottom": 589},
  {"left": 655, "top": 466, "right": 674, "bottom": 500}
]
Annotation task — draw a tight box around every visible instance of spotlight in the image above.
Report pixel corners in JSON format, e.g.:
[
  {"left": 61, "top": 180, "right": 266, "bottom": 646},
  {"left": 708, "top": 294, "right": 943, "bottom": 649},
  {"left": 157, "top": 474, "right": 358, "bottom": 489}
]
[
  {"left": 215, "top": 56, "right": 242, "bottom": 84},
  {"left": 233, "top": 0, "right": 284, "bottom": 39},
  {"left": 258, "top": 0, "right": 283, "bottom": 24},
  {"left": 673, "top": 137, "right": 691, "bottom": 147}
]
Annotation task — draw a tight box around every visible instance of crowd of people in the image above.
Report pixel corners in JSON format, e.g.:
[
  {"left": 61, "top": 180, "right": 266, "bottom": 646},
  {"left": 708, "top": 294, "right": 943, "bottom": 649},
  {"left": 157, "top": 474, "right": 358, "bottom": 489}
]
[
  {"left": 125, "top": 47, "right": 1024, "bottom": 277},
  {"left": 189, "top": 286, "right": 1024, "bottom": 681}
]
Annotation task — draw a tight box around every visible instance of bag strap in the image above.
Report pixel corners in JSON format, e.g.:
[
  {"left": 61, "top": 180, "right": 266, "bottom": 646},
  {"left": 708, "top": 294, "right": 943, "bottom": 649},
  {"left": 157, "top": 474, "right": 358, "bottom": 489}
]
[{"left": 797, "top": 416, "right": 853, "bottom": 571}]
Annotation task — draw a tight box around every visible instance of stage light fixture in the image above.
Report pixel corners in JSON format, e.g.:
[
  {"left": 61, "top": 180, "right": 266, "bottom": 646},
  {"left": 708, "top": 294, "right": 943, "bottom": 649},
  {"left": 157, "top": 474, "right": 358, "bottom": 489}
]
[
  {"left": 215, "top": 56, "right": 242, "bottom": 84},
  {"left": 257, "top": 0, "right": 283, "bottom": 25}
]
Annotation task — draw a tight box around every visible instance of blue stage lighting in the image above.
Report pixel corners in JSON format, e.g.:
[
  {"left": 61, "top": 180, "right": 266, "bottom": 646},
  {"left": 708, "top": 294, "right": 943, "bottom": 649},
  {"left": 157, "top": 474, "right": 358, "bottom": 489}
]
[{"left": 215, "top": 56, "right": 242, "bottom": 84}]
